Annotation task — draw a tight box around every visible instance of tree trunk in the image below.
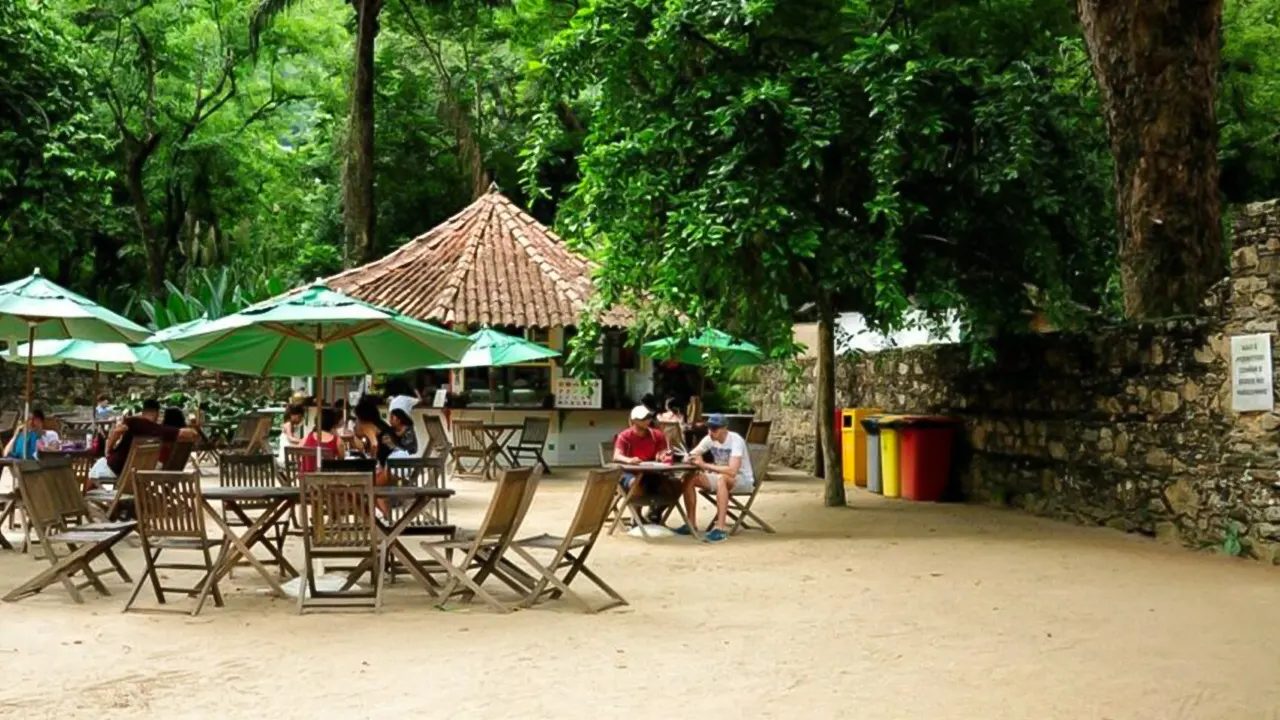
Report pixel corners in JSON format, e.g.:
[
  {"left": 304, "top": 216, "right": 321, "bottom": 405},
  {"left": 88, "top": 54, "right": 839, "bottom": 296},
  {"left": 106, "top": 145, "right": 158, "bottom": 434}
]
[
  {"left": 343, "top": 0, "right": 381, "bottom": 267},
  {"left": 817, "top": 293, "right": 845, "bottom": 507},
  {"left": 1076, "top": 0, "right": 1225, "bottom": 318},
  {"left": 124, "top": 149, "right": 165, "bottom": 297}
]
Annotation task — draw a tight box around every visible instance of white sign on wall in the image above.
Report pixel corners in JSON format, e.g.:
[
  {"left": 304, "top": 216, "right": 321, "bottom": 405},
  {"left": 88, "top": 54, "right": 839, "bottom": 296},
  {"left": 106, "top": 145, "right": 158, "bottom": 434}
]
[
  {"left": 554, "top": 378, "right": 603, "bottom": 409},
  {"left": 1231, "top": 334, "right": 1274, "bottom": 412}
]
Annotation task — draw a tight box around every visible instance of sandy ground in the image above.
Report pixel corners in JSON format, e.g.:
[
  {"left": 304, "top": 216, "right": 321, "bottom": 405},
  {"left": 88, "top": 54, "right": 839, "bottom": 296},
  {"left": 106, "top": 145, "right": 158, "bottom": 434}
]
[{"left": 2, "top": 467, "right": 1280, "bottom": 720}]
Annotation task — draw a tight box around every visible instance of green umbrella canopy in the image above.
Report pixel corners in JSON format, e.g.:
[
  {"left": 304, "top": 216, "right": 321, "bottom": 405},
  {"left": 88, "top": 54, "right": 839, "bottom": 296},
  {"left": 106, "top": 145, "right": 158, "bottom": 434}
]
[
  {"left": 157, "top": 283, "right": 471, "bottom": 377},
  {"left": 640, "top": 328, "right": 767, "bottom": 367},
  {"left": 0, "top": 268, "right": 149, "bottom": 343},
  {"left": 429, "top": 328, "right": 561, "bottom": 369},
  {"left": 145, "top": 316, "right": 212, "bottom": 344},
  {"left": 4, "top": 339, "right": 189, "bottom": 376}
]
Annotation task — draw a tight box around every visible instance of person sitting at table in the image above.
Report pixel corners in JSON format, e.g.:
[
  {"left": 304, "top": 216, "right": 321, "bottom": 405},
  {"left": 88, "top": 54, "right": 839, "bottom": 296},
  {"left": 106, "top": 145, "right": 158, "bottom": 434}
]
[
  {"left": 386, "top": 378, "right": 420, "bottom": 420},
  {"left": 387, "top": 408, "right": 418, "bottom": 459},
  {"left": 94, "top": 393, "right": 114, "bottom": 420},
  {"left": 675, "top": 414, "right": 755, "bottom": 543},
  {"left": 277, "top": 404, "right": 306, "bottom": 466},
  {"left": 300, "top": 408, "right": 346, "bottom": 475},
  {"left": 656, "top": 396, "right": 684, "bottom": 425},
  {"left": 613, "top": 404, "right": 672, "bottom": 525},
  {"left": 4, "top": 408, "right": 58, "bottom": 460},
  {"left": 157, "top": 407, "right": 189, "bottom": 467},
  {"left": 91, "top": 398, "right": 199, "bottom": 481}
]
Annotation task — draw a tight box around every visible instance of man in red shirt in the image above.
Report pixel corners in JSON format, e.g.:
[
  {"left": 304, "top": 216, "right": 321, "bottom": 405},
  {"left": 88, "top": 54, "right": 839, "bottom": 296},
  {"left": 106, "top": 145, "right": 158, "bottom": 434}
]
[
  {"left": 104, "top": 398, "right": 199, "bottom": 477},
  {"left": 613, "top": 405, "right": 672, "bottom": 525}
]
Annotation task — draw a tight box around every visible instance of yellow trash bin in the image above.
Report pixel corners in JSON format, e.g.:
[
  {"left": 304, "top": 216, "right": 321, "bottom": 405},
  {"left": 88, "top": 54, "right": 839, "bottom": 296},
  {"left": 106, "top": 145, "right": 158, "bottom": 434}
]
[
  {"left": 841, "top": 408, "right": 883, "bottom": 487},
  {"left": 879, "top": 416, "right": 906, "bottom": 498}
]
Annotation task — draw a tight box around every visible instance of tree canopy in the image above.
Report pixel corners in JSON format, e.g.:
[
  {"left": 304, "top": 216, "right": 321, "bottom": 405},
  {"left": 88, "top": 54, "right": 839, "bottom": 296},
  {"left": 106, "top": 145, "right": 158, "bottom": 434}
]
[{"left": 1, "top": 0, "right": 1278, "bottom": 338}]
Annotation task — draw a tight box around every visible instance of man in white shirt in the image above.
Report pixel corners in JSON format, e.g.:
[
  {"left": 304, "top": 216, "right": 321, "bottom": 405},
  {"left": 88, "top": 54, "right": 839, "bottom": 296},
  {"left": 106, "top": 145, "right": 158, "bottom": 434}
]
[
  {"left": 385, "top": 378, "right": 419, "bottom": 419},
  {"left": 675, "top": 414, "right": 753, "bottom": 543}
]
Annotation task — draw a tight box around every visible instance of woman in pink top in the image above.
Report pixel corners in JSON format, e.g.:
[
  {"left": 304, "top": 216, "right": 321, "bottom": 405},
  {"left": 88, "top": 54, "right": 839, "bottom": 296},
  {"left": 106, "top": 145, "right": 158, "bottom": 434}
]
[{"left": 300, "top": 408, "right": 346, "bottom": 475}]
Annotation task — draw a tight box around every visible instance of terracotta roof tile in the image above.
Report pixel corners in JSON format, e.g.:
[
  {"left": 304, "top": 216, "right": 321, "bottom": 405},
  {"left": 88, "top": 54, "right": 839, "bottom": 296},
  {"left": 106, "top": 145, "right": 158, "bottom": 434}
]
[{"left": 325, "top": 190, "right": 629, "bottom": 328}]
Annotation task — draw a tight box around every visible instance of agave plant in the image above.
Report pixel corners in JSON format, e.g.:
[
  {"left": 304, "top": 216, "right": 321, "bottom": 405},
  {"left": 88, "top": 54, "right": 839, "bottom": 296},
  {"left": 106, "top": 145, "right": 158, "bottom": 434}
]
[{"left": 138, "top": 267, "right": 286, "bottom": 330}]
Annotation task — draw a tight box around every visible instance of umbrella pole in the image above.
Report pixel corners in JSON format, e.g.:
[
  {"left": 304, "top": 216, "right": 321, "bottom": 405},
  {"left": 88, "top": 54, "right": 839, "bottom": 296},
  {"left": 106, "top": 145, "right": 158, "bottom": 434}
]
[
  {"left": 22, "top": 323, "right": 35, "bottom": 459},
  {"left": 315, "top": 336, "right": 325, "bottom": 465}
]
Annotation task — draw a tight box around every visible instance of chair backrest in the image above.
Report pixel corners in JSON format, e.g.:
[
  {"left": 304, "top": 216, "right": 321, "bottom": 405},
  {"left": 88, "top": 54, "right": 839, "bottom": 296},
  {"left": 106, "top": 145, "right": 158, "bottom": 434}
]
[
  {"left": 687, "top": 396, "right": 703, "bottom": 423},
  {"left": 386, "top": 455, "right": 444, "bottom": 488},
  {"left": 134, "top": 471, "right": 206, "bottom": 539},
  {"left": 218, "top": 453, "right": 277, "bottom": 488},
  {"left": 41, "top": 448, "right": 95, "bottom": 489},
  {"left": 725, "top": 415, "right": 753, "bottom": 437},
  {"left": 747, "top": 442, "right": 771, "bottom": 484},
  {"left": 472, "top": 466, "right": 534, "bottom": 542},
  {"left": 657, "top": 421, "right": 684, "bottom": 451},
  {"left": 452, "top": 421, "right": 488, "bottom": 453},
  {"left": 43, "top": 415, "right": 63, "bottom": 434},
  {"left": 566, "top": 467, "right": 623, "bottom": 539},
  {"left": 518, "top": 417, "right": 550, "bottom": 447},
  {"left": 299, "top": 471, "right": 377, "bottom": 549},
  {"left": 0, "top": 410, "right": 18, "bottom": 433},
  {"left": 230, "top": 414, "right": 261, "bottom": 445},
  {"left": 598, "top": 440, "right": 614, "bottom": 466},
  {"left": 423, "top": 414, "right": 451, "bottom": 453},
  {"left": 283, "top": 445, "right": 335, "bottom": 485},
  {"left": 120, "top": 440, "right": 163, "bottom": 487},
  {"left": 162, "top": 439, "right": 194, "bottom": 472},
  {"left": 13, "top": 461, "right": 64, "bottom": 538},
  {"left": 746, "top": 420, "right": 772, "bottom": 445}
]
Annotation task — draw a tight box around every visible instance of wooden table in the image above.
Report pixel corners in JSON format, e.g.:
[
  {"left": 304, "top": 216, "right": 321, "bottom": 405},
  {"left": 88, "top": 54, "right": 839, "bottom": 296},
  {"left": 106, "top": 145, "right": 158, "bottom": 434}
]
[
  {"left": 482, "top": 422, "right": 524, "bottom": 467},
  {"left": 612, "top": 462, "right": 698, "bottom": 537},
  {"left": 202, "top": 485, "right": 455, "bottom": 598}
]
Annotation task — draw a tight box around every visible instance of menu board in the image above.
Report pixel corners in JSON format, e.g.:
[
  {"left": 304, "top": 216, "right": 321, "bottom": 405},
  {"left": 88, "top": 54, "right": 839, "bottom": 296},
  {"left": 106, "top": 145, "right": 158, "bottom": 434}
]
[{"left": 554, "top": 378, "right": 602, "bottom": 409}]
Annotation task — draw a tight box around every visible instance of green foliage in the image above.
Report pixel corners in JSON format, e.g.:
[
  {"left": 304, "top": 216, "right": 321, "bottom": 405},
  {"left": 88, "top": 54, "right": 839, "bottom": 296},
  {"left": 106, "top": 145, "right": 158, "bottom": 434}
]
[
  {"left": 137, "top": 267, "right": 285, "bottom": 329},
  {"left": 1220, "top": 0, "right": 1280, "bottom": 204},
  {"left": 525, "top": 0, "right": 1116, "bottom": 369}
]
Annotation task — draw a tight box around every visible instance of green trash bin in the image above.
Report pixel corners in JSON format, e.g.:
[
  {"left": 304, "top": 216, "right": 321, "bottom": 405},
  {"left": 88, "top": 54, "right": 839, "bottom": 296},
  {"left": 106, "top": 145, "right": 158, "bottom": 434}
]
[{"left": 860, "top": 416, "right": 885, "bottom": 494}]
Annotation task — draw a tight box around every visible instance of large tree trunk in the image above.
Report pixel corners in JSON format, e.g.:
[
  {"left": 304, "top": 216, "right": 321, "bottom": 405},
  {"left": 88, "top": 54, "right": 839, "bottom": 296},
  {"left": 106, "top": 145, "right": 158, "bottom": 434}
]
[
  {"left": 343, "top": 0, "right": 382, "bottom": 267},
  {"left": 817, "top": 293, "right": 845, "bottom": 507},
  {"left": 1076, "top": 0, "right": 1225, "bottom": 318},
  {"left": 124, "top": 147, "right": 165, "bottom": 297}
]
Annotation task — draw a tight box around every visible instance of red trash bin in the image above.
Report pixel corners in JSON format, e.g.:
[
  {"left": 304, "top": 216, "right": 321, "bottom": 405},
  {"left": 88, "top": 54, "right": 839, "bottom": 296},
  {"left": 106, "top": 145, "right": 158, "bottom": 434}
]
[{"left": 898, "top": 416, "right": 961, "bottom": 501}]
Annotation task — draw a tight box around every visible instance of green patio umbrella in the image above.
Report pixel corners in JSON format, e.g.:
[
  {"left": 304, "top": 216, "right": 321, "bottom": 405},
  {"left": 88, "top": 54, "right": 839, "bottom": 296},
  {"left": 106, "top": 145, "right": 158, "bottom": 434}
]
[
  {"left": 156, "top": 282, "right": 472, "bottom": 436},
  {"left": 0, "top": 268, "right": 150, "bottom": 430},
  {"left": 5, "top": 339, "right": 190, "bottom": 376},
  {"left": 429, "top": 328, "right": 561, "bottom": 368},
  {"left": 640, "top": 328, "right": 766, "bottom": 367}
]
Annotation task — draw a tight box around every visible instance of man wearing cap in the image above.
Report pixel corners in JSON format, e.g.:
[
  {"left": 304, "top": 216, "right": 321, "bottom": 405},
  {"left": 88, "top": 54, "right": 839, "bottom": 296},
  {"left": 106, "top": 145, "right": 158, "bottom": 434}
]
[
  {"left": 677, "top": 413, "right": 754, "bottom": 542},
  {"left": 613, "top": 405, "right": 673, "bottom": 525}
]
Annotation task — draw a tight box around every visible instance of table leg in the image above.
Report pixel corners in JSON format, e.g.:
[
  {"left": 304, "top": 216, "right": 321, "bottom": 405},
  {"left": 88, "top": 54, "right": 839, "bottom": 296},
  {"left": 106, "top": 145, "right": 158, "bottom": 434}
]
[
  {"left": 351, "top": 496, "right": 444, "bottom": 596},
  {"left": 223, "top": 502, "right": 299, "bottom": 579},
  {"left": 204, "top": 499, "right": 293, "bottom": 598}
]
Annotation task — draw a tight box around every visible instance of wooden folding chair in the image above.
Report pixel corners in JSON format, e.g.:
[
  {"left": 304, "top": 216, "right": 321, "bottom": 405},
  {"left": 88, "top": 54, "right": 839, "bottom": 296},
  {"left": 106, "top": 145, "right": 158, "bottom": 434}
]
[
  {"left": 4, "top": 459, "right": 135, "bottom": 603},
  {"left": 0, "top": 487, "right": 16, "bottom": 551},
  {"left": 162, "top": 439, "right": 195, "bottom": 472},
  {"left": 283, "top": 445, "right": 335, "bottom": 485},
  {"left": 219, "top": 453, "right": 289, "bottom": 573},
  {"left": 419, "top": 466, "right": 534, "bottom": 613},
  {"left": 726, "top": 415, "right": 753, "bottom": 437},
  {"left": 599, "top": 439, "right": 630, "bottom": 534},
  {"left": 507, "top": 417, "right": 552, "bottom": 473},
  {"left": 224, "top": 414, "right": 271, "bottom": 455},
  {"left": 423, "top": 414, "right": 452, "bottom": 459},
  {"left": 86, "top": 440, "right": 162, "bottom": 522},
  {"left": 40, "top": 449, "right": 95, "bottom": 490},
  {"left": 746, "top": 420, "right": 772, "bottom": 444},
  {"left": 124, "top": 470, "right": 226, "bottom": 616},
  {"left": 386, "top": 456, "right": 451, "bottom": 526},
  {"left": 296, "top": 471, "right": 384, "bottom": 613},
  {"left": 509, "top": 468, "right": 626, "bottom": 613},
  {"left": 697, "top": 443, "right": 776, "bottom": 534},
  {"left": 657, "top": 420, "right": 685, "bottom": 452},
  {"left": 450, "top": 420, "right": 498, "bottom": 480}
]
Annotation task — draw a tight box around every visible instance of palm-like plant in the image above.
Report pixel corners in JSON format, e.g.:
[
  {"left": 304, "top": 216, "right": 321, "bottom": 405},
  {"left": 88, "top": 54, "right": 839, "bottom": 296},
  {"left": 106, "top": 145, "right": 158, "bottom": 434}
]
[{"left": 137, "top": 267, "right": 285, "bottom": 329}]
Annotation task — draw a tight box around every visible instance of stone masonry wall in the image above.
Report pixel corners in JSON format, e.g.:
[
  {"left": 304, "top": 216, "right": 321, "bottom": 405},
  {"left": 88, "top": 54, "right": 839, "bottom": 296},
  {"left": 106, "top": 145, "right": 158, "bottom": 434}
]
[
  {"left": 751, "top": 199, "right": 1280, "bottom": 561},
  {"left": 0, "top": 364, "right": 279, "bottom": 410}
]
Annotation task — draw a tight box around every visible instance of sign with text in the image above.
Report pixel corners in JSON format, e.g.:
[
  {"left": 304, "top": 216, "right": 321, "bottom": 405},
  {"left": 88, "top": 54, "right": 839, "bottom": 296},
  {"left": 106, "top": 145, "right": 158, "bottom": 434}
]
[
  {"left": 554, "top": 377, "right": 603, "bottom": 409},
  {"left": 1231, "top": 334, "right": 1274, "bottom": 412}
]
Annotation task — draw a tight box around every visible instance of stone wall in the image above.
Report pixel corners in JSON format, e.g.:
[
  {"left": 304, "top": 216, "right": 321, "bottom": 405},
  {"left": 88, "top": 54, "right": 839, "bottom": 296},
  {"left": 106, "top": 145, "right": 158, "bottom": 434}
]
[
  {"left": 751, "top": 199, "right": 1280, "bottom": 561},
  {"left": 0, "top": 364, "right": 279, "bottom": 409}
]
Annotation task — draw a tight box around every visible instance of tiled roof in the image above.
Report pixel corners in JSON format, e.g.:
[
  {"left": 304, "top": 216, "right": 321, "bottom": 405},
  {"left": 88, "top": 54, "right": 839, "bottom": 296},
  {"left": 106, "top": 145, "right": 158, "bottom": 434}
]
[{"left": 325, "top": 189, "right": 629, "bottom": 328}]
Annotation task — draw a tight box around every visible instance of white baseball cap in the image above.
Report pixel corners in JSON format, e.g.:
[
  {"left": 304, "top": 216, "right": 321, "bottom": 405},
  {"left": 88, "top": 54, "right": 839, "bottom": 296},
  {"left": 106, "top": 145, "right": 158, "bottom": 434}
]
[{"left": 630, "top": 405, "right": 652, "bottom": 422}]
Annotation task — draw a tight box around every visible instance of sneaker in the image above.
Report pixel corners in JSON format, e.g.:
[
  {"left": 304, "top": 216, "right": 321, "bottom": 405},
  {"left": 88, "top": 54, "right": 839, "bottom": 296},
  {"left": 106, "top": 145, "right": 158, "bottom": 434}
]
[
  {"left": 704, "top": 528, "right": 728, "bottom": 543},
  {"left": 672, "top": 524, "right": 693, "bottom": 536}
]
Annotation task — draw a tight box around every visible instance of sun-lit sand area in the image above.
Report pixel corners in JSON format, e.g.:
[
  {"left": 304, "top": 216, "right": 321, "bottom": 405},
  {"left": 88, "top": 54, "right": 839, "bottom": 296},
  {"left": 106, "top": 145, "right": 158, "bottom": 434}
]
[{"left": 3, "top": 466, "right": 1280, "bottom": 720}]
